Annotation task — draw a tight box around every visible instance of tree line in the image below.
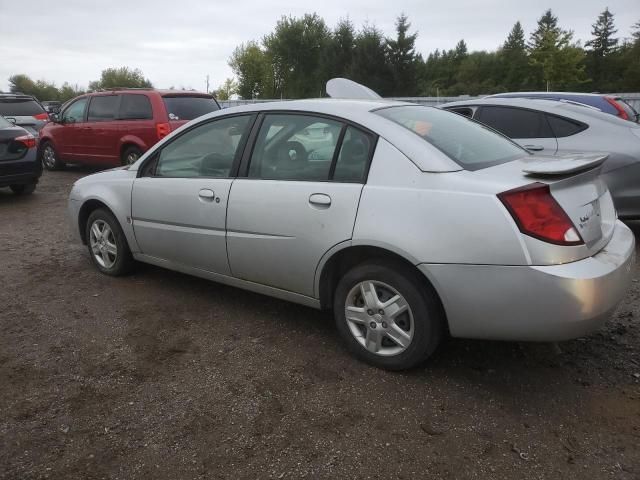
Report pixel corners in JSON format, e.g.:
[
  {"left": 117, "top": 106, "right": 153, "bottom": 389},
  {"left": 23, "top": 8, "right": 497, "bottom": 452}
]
[
  {"left": 230, "top": 8, "right": 640, "bottom": 98},
  {"left": 6, "top": 8, "right": 640, "bottom": 102}
]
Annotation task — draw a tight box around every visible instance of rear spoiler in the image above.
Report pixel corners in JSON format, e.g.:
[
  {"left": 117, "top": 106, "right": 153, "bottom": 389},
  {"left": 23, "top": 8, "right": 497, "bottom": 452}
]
[{"left": 522, "top": 153, "right": 608, "bottom": 176}]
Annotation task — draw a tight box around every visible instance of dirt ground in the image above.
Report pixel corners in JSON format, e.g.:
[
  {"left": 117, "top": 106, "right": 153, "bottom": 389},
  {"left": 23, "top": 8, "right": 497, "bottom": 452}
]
[{"left": 1, "top": 169, "right": 639, "bottom": 480}]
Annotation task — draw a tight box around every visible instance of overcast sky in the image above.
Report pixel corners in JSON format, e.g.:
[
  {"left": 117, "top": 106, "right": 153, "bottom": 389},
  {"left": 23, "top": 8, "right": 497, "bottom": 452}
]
[{"left": 0, "top": 0, "right": 638, "bottom": 93}]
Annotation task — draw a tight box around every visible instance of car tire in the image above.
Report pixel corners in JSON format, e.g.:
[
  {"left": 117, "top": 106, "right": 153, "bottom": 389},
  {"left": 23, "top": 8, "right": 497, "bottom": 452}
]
[
  {"left": 40, "top": 141, "right": 65, "bottom": 171},
  {"left": 10, "top": 183, "right": 36, "bottom": 195},
  {"left": 333, "top": 260, "right": 444, "bottom": 370},
  {"left": 85, "top": 208, "right": 134, "bottom": 276},
  {"left": 121, "top": 146, "right": 143, "bottom": 166}
]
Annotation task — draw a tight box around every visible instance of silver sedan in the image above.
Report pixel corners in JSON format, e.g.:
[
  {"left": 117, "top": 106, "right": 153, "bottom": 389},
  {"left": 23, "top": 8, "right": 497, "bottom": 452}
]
[{"left": 68, "top": 93, "right": 635, "bottom": 370}]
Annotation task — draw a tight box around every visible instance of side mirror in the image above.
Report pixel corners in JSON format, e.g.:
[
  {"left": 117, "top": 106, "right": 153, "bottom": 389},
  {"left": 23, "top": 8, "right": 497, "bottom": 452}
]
[{"left": 50, "top": 113, "right": 60, "bottom": 123}]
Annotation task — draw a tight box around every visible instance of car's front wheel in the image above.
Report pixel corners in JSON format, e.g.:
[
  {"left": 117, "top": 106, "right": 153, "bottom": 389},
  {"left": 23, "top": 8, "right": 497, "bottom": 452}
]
[
  {"left": 333, "top": 261, "right": 444, "bottom": 370},
  {"left": 85, "top": 209, "right": 134, "bottom": 276},
  {"left": 10, "top": 183, "right": 36, "bottom": 195},
  {"left": 40, "top": 141, "right": 64, "bottom": 171}
]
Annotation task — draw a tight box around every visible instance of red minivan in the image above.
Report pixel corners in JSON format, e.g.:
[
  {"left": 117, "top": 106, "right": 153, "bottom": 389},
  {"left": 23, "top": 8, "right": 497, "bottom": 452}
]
[{"left": 38, "top": 89, "right": 220, "bottom": 169}]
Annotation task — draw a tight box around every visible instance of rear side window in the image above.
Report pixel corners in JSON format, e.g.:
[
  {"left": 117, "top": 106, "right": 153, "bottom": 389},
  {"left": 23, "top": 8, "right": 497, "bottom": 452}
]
[
  {"left": 376, "top": 106, "right": 526, "bottom": 171},
  {"left": 477, "top": 106, "right": 553, "bottom": 139},
  {"left": 0, "top": 99, "right": 45, "bottom": 116},
  {"left": 119, "top": 94, "right": 152, "bottom": 120},
  {"left": 447, "top": 107, "right": 473, "bottom": 118},
  {"left": 546, "top": 115, "right": 587, "bottom": 137},
  {"left": 162, "top": 96, "right": 219, "bottom": 121},
  {"left": 87, "top": 95, "right": 118, "bottom": 122},
  {"left": 333, "top": 126, "right": 373, "bottom": 183}
]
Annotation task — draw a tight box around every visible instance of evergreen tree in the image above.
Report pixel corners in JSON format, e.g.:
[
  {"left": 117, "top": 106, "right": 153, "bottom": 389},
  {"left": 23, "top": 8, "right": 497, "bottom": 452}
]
[
  {"left": 386, "top": 14, "right": 420, "bottom": 96},
  {"left": 586, "top": 7, "right": 618, "bottom": 56},
  {"left": 528, "top": 9, "right": 560, "bottom": 50},
  {"left": 500, "top": 21, "right": 531, "bottom": 90},
  {"left": 351, "top": 24, "right": 393, "bottom": 96},
  {"left": 326, "top": 18, "right": 356, "bottom": 78}
]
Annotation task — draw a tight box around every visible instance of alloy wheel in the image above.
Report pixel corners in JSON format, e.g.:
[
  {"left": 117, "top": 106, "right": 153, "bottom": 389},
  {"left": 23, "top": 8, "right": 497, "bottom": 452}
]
[
  {"left": 42, "top": 145, "right": 56, "bottom": 169},
  {"left": 89, "top": 219, "right": 118, "bottom": 269},
  {"left": 344, "top": 280, "right": 414, "bottom": 356}
]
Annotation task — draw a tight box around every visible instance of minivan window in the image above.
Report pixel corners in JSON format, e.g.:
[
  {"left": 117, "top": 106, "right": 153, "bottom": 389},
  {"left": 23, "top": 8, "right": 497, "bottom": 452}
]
[
  {"left": 119, "top": 94, "right": 153, "bottom": 120},
  {"left": 162, "top": 96, "right": 220, "bottom": 121},
  {"left": 61, "top": 98, "right": 88, "bottom": 123},
  {"left": 376, "top": 106, "right": 526, "bottom": 170},
  {"left": 87, "top": 95, "right": 118, "bottom": 122},
  {"left": 0, "top": 99, "right": 45, "bottom": 116},
  {"left": 477, "top": 106, "right": 553, "bottom": 139}
]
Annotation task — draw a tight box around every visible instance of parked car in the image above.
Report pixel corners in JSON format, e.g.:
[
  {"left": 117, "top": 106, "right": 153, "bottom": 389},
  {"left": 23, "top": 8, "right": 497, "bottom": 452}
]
[
  {"left": 441, "top": 98, "right": 640, "bottom": 219},
  {"left": 486, "top": 92, "right": 639, "bottom": 122},
  {"left": 41, "top": 100, "right": 62, "bottom": 114},
  {"left": 0, "top": 93, "right": 49, "bottom": 135},
  {"left": 39, "top": 89, "right": 220, "bottom": 170},
  {"left": 67, "top": 86, "right": 634, "bottom": 370},
  {"left": 0, "top": 115, "right": 41, "bottom": 194}
]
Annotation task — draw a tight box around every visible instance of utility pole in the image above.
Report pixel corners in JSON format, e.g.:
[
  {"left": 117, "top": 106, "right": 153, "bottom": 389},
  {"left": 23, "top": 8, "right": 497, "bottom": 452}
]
[{"left": 206, "top": 75, "right": 210, "bottom": 94}]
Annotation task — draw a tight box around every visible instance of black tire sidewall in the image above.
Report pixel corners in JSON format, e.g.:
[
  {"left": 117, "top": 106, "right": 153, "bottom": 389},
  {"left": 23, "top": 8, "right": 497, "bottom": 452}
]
[
  {"left": 122, "top": 146, "right": 142, "bottom": 166},
  {"left": 85, "top": 209, "right": 133, "bottom": 276},
  {"left": 333, "top": 261, "right": 443, "bottom": 370},
  {"left": 10, "top": 183, "right": 36, "bottom": 195},
  {"left": 40, "top": 141, "right": 63, "bottom": 171}
]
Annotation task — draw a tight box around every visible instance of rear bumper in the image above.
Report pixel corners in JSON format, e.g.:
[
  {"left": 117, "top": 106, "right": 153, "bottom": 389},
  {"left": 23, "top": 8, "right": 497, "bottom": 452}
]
[
  {"left": 420, "top": 220, "right": 636, "bottom": 341},
  {"left": 0, "top": 150, "right": 42, "bottom": 187}
]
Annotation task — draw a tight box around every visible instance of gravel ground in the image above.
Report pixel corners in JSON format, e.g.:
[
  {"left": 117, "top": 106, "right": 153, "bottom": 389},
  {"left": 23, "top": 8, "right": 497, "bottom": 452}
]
[{"left": 1, "top": 169, "right": 639, "bottom": 480}]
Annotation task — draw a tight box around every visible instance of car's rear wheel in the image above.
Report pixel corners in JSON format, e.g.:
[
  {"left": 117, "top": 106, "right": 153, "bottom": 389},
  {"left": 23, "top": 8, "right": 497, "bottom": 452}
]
[
  {"left": 333, "top": 261, "right": 444, "bottom": 370},
  {"left": 85, "top": 209, "right": 134, "bottom": 276},
  {"left": 40, "top": 141, "right": 64, "bottom": 170},
  {"left": 10, "top": 183, "right": 36, "bottom": 195},
  {"left": 121, "top": 146, "right": 142, "bottom": 166}
]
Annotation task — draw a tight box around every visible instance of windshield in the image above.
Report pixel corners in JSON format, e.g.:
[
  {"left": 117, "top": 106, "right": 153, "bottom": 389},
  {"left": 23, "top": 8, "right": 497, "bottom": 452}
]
[
  {"left": 162, "top": 96, "right": 220, "bottom": 121},
  {"left": 375, "top": 105, "right": 527, "bottom": 170},
  {"left": 0, "top": 99, "right": 45, "bottom": 116}
]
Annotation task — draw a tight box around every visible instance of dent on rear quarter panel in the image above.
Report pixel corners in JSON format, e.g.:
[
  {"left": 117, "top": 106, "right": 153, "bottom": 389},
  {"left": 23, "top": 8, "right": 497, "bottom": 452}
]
[{"left": 352, "top": 138, "right": 528, "bottom": 266}]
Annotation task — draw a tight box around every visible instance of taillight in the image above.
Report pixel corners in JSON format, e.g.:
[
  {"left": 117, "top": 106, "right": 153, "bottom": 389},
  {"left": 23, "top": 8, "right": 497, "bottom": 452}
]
[
  {"left": 156, "top": 122, "right": 171, "bottom": 140},
  {"left": 15, "top": 135, "right": 37, "bottom": 149},
  {"left": 604, "top": 97, "right": 629, "bottom": 120},
  {"left": 498, "top": 182, "right": 583, "bottom": 246},
  {"left": 33, "top": 112, "right": 49, "bottom": 121}
]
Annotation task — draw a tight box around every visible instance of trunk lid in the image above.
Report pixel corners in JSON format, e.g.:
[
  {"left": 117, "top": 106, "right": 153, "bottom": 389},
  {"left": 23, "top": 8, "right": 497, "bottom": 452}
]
[{"left": 479, "top": 152, "right": 616, "bottom": 263}]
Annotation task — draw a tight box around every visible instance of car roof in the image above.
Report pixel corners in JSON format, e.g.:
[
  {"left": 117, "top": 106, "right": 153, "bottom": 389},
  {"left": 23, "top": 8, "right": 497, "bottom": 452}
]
[
  {"left": 0, "top": 93, "right": 38, "bottom": 101},
  {"left": 487, "top": 91, "right": 611, "bottom": 98},
  {"left": 132, "top": 98, "right": 463, "bottom": 173},
  {"left": 85, "top": 89, "right": 214, "bottom": 97},
  {"left": 441, "top": 97, "right": 633, "bottom": 127}
]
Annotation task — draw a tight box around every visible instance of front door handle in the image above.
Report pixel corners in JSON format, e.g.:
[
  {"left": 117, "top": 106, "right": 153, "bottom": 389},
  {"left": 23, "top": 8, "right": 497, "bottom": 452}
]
[
  {"left": 309, "top": 193, "right": 331, "bottom": 208},
  {"left": 198, "top": 188, "right": 215, "bottom": 200},
  {"left": 524, "top": 144, "right": 544, "bottom": 151}
]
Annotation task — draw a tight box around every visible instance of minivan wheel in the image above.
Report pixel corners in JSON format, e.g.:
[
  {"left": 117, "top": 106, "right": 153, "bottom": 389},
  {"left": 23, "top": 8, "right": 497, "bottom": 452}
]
[
  {"left": 121, "top": 146, "right": 142, "bottom": 166},
  {"left": 85, "top": 209, "right": 134, "bottom": 276},
  {"left": 10, "top": 183, "right": 36, "bottom": 195},
  {"left": 40, "top": 142, "right": 64, "bottom": 170},
  {"left": 333, "top": 261, "right": 444, "bottom": 370}
]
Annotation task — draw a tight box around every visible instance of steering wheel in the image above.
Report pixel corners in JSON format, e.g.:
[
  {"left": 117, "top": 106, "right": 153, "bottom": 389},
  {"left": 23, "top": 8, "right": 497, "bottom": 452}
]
[{"left": 279, "top": 141, "right": 307, "bottom": 163}]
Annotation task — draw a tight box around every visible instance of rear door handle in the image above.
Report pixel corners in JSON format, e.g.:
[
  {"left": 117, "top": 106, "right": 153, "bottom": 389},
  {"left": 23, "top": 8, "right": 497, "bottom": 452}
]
[
  {"left": 524, "top": 144, "right": 544, "bottom": 151},
  {"left": 309, "top": 193, "right": 331, "bottom": 207},
  {"left": 198, "top": 188, "right": 215, "bottom": 200}
]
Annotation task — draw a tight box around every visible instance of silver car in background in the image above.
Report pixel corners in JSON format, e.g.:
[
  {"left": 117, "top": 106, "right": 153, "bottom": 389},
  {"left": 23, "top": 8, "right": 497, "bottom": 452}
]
[
  {"left": 68, "top": 90, "right": 635, "bottom": 370},
  {"left": 441, "top": 98, "right": 640, "bottom": 218}
]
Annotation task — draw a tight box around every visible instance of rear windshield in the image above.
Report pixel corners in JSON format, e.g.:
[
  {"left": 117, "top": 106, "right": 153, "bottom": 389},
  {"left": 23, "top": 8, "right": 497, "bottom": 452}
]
[
  {"left": 0, "top": 99, "right": 45, "bottom": 116},
  {"left": 376, "top": 106, "right": 526, "bottom": 170},
  {"left": 162, "top": 96, "right": 220, "bottom": 121}
]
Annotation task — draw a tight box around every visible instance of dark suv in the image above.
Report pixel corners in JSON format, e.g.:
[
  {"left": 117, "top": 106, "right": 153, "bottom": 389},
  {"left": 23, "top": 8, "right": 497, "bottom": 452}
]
[
  {"left": 38, "top": 89, "right": 220, "bottom": 169},
  {"left": 0, "top": 93, "right": 49, "bottom": 135}
]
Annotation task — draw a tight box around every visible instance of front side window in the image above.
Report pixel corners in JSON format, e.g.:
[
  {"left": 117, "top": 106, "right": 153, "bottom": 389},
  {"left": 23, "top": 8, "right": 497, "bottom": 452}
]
[
  {"left": 477, "top": 106, "right": 553, "bottom": 139},
  {"left": 249, "top": 114, "right": 343, "bottom": 181},
  {"left": 87, "top": 95, "right": 119, "bottom": 122},
  {"left": 376, "top": 105, "right": 526, "bottom": 171},
  {"left": 154, "top": 115, "right": 252, "bottom": 178},
  {"left": 119, "top": 94, "right": 153, "bottom": 120},
  {"left": 61, "top": 98, "right": 88, "bottom": 123}
]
